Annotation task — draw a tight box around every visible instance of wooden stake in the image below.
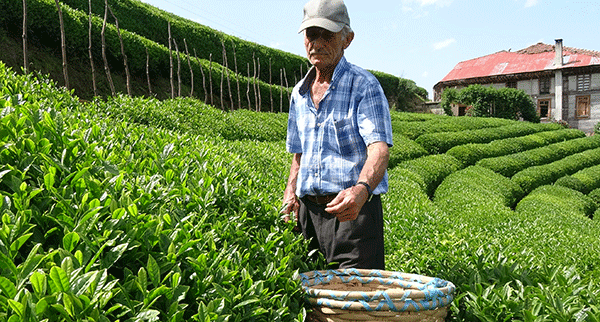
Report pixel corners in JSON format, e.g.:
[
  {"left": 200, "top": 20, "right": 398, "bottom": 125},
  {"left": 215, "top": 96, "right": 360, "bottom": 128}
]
[
  {"left": 101, "top": 2, "right": 115, "bottom": 95},
  {"left": 257, "top": 57, "right": 261, "bottom": 112},
  {"left": 88, "top": 0, "right": 97, "bottom": 96},
  {"left": 22, "top": 0, "right": 27, "bottom": 73},
  {"left": 246, "top": 63, "right": 251, "bottom": 109},
  {"left": 173, "top": 38, "right": 181, "bottom": 97},
  {"left": 168, "top": 22, "right": 174, "bottom": 99},
  {"left": 231, "top": 40, "right": 241, "bottom": 110},
  {"left": 194, "top": 48, "right": 207, "bottom": 102},
  {"left": 222, "top": 40, "right": 233, "bottom": 110},
  {"left": 55, "top": 0, "right": 69, "bottom": 89},
  {"left": 146, "top": 46, "right": 152, "bottom": 96},
  {"left": 209, "top": 53, "right": 213, "bottom": 106},
  {"left": 269, "top": 58, "right": 273, "bottom": 112},
  {"left": 184, "top": 39, "right": 193, "bottom": 97},
  {"left": 107, "top": 3, "right": 130, "bottom": 95},
  {"left": 280, "top": 68, "right": 284, "bottom": 113}
]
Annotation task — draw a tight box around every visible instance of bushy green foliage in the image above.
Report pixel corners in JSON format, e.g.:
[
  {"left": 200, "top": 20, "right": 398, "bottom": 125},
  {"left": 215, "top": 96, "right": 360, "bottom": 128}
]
[
  {"left": 5, "top": 61, "right": 600, "bottom": 321},
  {"left": 516, "top": 185, "right": 597, "bottom": 219},
  {"left": 416, "top": 122, "right": 562, "bottom": 154},
  {"left": 396, "top": 154, "right": 463, "bottom": 197},
  {"left": 561, "top": 164, "right": 600, "bottom": 194},
  {"left": 511, "top": 147, "right": 600, "bottom": 193},
  {"left": 555, "top": 175, "right": 588, "bottom": 194},
  {"left": 589, "top": 188, "right": 600, "bottom": 207},
  {"left": 477, "top": 135, "right": 600, "bottom": 177},
  {"left": 435, "top": 166, "right": 524, "bottom": 209},
  {"left": 595, "top": 121, "right": 600, "bottom": 135},
  {"left": 440, "top": 84, "right": 540, "bottom": 122},
  {"left": 392, "top": 115, "right": 513, "bottom": 140},
  {"left": 388, "top": 134, "right": 428, "bottom": 168},
  {"left": 447, "top": 129, "right": 585, "bottom": 166}
]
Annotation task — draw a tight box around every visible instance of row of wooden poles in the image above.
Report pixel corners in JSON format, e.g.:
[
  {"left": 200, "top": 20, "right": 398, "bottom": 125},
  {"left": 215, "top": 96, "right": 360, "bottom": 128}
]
[{"left": 20, "top": 0, "right": 307, "bottom": 112}]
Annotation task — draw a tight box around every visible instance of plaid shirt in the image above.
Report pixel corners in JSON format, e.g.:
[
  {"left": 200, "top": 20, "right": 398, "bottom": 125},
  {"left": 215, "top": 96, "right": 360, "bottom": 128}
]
[{"left": 286, "top": 57, "right": 393, "bottom": 198}]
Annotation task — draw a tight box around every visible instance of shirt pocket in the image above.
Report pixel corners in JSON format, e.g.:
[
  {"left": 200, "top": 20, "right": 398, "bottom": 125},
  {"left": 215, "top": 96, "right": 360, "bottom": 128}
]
[{"left": 334, "top": 117, "right": 361, "bottom": 156}]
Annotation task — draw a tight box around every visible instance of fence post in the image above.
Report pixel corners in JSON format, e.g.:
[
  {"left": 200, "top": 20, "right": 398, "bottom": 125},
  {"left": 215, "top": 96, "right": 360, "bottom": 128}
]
[
  {"left": 55, "top": 0, "right": 69, "bottom": 89},
  {"left": 184, "top": 39, "right": 193, "bottom": 97},
  {"left": 22, "top": 0, "right": 28, "bottom": 73},
  {"left": 269, "top": 58, "right": 273, "bottom": 112},
  {"left": 145, "top": 47, "right": 152, "bottom": 96},
  {"left": 101, "top": 1, "right": 115, "bottom": 95},
  {"left": 88, "top": 0, "right": 97, "bottom": 96},
  {"left": 246, "top": 63, "right": 251, "bottom": 109},
  {"left": 173, "top": 38, "right": 181, "bottom": 97},
  {"left": 231, "top": 40, "right": 241, "bottom": 110},
  {"left": 107, "top": 3, "right": 130, "bottom": 95},
  {"left": 209, "top": 53, "right": 213, "bottom": 106},
  {"left": 168, "top": 22, "right": 174, "bottom": 99},
  {"left": 194, "top": 48, "right": 207, "bottom": 103}
]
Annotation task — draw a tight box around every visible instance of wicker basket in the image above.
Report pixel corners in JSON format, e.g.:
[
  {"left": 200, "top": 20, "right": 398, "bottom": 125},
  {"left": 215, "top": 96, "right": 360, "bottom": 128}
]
[{"left": 299, "top": 269, "right": 456, "bottom": 322}]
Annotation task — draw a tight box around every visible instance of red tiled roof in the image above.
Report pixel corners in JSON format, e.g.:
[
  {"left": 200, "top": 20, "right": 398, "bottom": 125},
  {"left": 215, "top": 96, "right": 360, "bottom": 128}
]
[{"left": 440, "top": 42, "right": 600, "bottom": 83}]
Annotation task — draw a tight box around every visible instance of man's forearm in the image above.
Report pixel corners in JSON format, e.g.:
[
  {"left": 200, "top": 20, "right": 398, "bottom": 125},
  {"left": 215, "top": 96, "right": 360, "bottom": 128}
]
[{"left": 357, "top": 142, "right": 389, "bottom": 191}]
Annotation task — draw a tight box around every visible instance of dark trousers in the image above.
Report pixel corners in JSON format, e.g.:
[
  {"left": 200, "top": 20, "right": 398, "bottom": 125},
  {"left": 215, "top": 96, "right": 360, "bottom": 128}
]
[{"left": 298, "top": 195, "right": 385, "bottom": 269}]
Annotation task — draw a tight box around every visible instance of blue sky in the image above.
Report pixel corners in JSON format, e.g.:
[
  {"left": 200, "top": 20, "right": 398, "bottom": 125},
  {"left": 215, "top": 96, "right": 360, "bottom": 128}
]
[{"left": 140, "top": 0, "right": 600, "bottom": 99}]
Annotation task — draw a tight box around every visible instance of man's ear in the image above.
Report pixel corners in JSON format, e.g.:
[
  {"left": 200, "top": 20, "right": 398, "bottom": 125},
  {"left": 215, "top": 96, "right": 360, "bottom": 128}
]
[{"left": 343, "top": 32, "right": 354, "bottom": 49}]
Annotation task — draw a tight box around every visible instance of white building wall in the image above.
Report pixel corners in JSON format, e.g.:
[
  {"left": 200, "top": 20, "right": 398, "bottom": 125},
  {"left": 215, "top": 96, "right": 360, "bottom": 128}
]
[
  {"left": 517, "top": 80, "right": 533, "bottom": 95},
  {"left": 592, "top": 73, "right": 600, "bottom": 89}
]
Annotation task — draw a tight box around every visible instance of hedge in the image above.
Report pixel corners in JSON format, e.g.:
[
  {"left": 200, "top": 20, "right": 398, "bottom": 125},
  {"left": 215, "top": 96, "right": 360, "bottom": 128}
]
[
  {"left": 555, "top": 164, "right": 600, "bottom": 194},
  {"left": 392, "top": 116, "right": 514, "bottom": 140},
  {"left": 388, "top": 134, "right": 429, "bottom": 168},
  {"left": 511, "top": 147, "right": 600, "bottom": 194},
  {"left": 416, "top": 122, "right": 563, "bottom": 155},
  {"left": 447, "top": 129, "right": 586, "bottom": 166},
  {"left": 434, "top": 166, "right": 524, "bottom": 210},
  {"left": 477, "top": 135, "right": 600, "bottom": 177},
  {"left": 396, "top": 154, "right": 463, "bottom": 197},
  {"left": 516, "top": 185, "right": 597, "bottom": 219}
]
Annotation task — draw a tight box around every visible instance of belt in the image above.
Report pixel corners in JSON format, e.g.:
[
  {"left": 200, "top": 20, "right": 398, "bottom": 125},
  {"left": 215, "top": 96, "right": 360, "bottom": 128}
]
[{"left": 305, "top": 194, "right": 337, "bottom": 205}]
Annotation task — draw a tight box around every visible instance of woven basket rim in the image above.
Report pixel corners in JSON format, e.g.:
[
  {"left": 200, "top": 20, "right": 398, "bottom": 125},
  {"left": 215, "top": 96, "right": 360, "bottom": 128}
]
[{"left": 298, "top": 269, "right": 456, "bottom": 313}]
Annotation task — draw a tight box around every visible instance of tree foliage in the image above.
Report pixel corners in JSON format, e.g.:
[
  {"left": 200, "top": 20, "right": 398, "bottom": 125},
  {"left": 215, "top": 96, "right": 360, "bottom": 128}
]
[{"left": 440, "top": 84, "right": 540, "bottom": 123}]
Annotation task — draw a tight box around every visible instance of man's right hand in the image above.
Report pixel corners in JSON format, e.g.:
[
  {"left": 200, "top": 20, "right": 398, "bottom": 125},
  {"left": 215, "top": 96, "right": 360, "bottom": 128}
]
[{"left": 281, "top": 189, "right": 300, "bottom": 223}]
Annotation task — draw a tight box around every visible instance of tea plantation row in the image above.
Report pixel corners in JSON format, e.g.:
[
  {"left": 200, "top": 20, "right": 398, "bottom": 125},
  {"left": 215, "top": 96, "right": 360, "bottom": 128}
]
[{"left": 1, "top": 62, "right": 600, "bottom": 321}]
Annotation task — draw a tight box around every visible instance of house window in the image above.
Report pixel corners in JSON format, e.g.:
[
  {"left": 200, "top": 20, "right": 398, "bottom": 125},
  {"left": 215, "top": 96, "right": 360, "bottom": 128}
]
[
  {"left": 576, "top": 95, "right": 591, "bottom": 118},
  {"left": 506, "top": 81, "right": 517, "bottom": 89},
  {"left": 538, "top": 99, "right": 551, "bottom": 119},
  {"left": 539, "top": 77, "right": 551, "bottom": 94},
  {"left": 577, "top": 74, "right": 591, "bottom": 91}
]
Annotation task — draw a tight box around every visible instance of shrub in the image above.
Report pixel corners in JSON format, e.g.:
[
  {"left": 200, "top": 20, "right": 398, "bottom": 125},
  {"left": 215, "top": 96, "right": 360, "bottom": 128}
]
[
  {"left": 447, "top": 129, "right": 585, "bottom": 166},
  {"left": 516, "top": 185, "right": 596, "bottom": 219},
  {"left": 511, "top": 147, "right": 600, "bottom": 193},
  {"left": 388, "top": 134, "right": 429, "bottom": 168},
  {"left": 477, "top": 135, "right": 600, "bottom": 177},
  {"left": 595, "top": 121, "right": 600, "bottom": 135},
  {"left": 588, "top": 188, "right": 600, "bottom": 207},
  {"left": 396, "top": 154, "right": 463, "bottom": 197},
  {"left": 439, "top": 84, "right": 540, "bottom": 122},
  {"left": 555, "top": 176, "right": 587, "bottom": 194},
  {"left": 416, "top": 122, "right": 562, "bottom": 154}
]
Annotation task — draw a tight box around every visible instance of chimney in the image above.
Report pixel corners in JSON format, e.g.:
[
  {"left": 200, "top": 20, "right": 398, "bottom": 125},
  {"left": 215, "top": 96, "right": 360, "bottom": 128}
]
[{"left": 554, "top": 39, "right": 563, "bottom": 67}]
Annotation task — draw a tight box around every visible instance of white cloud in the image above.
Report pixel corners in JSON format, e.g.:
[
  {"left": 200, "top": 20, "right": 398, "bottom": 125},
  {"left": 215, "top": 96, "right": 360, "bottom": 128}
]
[
  {"left": 270, "top": 42, "right": 281, "bottom": 49},
  {"left": 433, "top": 38, "right": 456, "bottom": 50},
  {"left": 422, "top": 71, "right": 429, "bottom": 77},
  {"left": 524, "top": 0, "right": 539, "bottom": 7}
]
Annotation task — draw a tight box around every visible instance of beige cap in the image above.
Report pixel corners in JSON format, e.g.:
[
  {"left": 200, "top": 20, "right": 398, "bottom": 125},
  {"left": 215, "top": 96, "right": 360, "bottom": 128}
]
[{"left": 298, "top": 0, "right": 350, "bottom": 33}]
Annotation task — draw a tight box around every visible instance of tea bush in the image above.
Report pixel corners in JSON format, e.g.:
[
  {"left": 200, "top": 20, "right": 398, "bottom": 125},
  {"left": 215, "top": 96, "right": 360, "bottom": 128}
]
[
  {"left": 516, "top": 185, "right": 596, "bottom": 219},
  {"left": 416, "top": 122, "right": 563, "bottom": 154},
  {"left": 395, "top": 154, "right": 463, "bottom": 197},
  {"left": 477, "top": 135, "right": 600, "bottom": 177},
  {"left": 511, "top": 147, "right": 600, "bottom": 193},
  {"left": 447, "top": 129, "right": 585, "bottom": 166}
]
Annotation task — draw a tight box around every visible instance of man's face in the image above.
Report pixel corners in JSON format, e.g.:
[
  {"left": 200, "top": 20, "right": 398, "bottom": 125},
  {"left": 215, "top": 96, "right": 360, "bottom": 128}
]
[{"left": 304, "top": 27, "right": 352, "bottom": 71}]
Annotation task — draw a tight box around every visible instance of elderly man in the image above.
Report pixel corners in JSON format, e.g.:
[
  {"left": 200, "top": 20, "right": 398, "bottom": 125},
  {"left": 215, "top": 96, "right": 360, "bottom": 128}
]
[{"left": 281, "top": 0, "right": 393, "bottom": 269}]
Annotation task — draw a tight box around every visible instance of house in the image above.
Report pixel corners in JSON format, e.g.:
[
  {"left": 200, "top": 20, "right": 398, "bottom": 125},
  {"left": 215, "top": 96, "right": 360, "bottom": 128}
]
[{"left": 434, "top": 39, "right": 600, "bottom": 133}]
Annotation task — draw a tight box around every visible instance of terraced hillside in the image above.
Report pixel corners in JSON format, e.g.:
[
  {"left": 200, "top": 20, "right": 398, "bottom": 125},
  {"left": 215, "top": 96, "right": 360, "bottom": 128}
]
[{"left": 1, "top": 62, "right": 600, "bottom": 321}]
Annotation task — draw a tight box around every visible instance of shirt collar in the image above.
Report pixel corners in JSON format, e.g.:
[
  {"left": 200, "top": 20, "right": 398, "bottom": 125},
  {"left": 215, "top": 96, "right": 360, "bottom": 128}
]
[{"left": 299, "top": 56, "right": 349, "bottom": 95}]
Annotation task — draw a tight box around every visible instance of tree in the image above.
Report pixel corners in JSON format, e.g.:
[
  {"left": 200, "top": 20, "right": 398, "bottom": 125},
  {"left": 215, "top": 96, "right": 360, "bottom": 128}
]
[{"left": 440, "top": 84, "right": 540, "bottom": 123}]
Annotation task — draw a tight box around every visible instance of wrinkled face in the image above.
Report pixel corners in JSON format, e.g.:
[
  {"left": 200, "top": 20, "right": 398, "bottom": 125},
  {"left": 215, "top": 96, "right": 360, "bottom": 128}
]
[{"left": 304, "top": 27, "right": 353, "bottom": 71}]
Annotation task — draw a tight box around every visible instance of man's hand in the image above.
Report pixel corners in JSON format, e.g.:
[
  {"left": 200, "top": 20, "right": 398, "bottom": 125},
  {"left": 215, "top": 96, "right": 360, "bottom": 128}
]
[
  {"left": 280, "top": 189, "right": 300, "bottom": 223},
  {"left": 324, "top": 184, "right": 369, "bottom": 222}
]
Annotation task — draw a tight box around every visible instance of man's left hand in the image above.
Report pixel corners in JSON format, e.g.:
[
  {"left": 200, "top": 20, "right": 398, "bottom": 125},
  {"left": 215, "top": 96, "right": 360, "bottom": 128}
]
[{"left": 324, "top": 184, "right": 369, "bottom": 222}]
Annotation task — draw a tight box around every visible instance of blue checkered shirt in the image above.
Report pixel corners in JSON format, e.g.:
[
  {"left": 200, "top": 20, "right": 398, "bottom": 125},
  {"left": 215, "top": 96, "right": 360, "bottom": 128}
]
[{"left": 286, "top": 57, "right": 393, "bottom": 198}]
